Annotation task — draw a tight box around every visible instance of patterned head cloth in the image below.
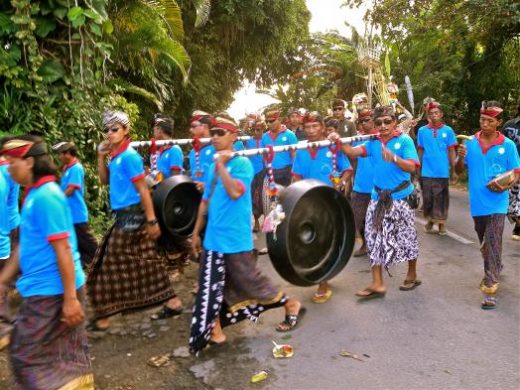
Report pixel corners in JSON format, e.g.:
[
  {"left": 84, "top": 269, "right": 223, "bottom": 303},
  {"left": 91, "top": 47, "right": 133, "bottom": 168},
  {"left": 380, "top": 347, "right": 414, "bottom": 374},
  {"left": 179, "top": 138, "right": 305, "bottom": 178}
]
[
  {"left": 266, "top": 110, "right": 281, "bottom": 121},
  {"left": 102, "top": 110, "right": 130, "bottom": 128},
  {"left": 332, "top": 99, "right": 345, "bottom": 109},
  {"left": 212, "top": 117, "right": 239, "bottom": 133},
  {"left": 1, "top": 138, "right": 48, "bottom": 158},
  {"left": 191, "top": 110, "right": 211, "bottom": 123},
  {"left": 52, "top": 141, "right": 75, "bottom": 153},
  {"left": 426, "top": 101, "right": 441, "bottom": 112},
  {"left": 480, "top": 102, "right": 503, "bottom": 118},
  {"left": 303, "top": 111, "right": 324, "bottom": 124},
  {"left": 357, "top": 108, "right": 373, "bottom": 120},
  {"left": 373, "top": 105, "right": 396, "bottom": 119},
  {"left": 287, "top": 107, "right": 299, "bottom": 116}
]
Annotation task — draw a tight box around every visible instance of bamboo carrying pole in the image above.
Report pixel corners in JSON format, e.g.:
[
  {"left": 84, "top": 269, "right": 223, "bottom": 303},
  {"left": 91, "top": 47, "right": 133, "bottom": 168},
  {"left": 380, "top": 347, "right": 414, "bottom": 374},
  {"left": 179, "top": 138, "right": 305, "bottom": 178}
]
[{"left": 129, "top": 136, "right": 251, "bottom": 148}]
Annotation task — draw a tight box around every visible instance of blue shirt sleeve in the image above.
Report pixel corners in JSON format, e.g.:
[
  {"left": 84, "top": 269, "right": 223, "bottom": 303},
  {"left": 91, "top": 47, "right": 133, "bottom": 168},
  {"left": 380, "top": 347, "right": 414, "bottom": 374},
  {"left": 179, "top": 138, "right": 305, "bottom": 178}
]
[
  {"left": 231, "top": 158, "right": 254, "bottom": 188},
  {"left": 169, "top": 147, "right": 184, "bottom": 170},
  {"left": 35, "top": 193, "right": 71, "bottom": 241},
  {"left": 507, "top": 142, "right": 520, "bottom": 171},
  {"left": 417, "top": 127, "right": 424, "bottom": 148},
  {"left": 287, "top": 131, "right": 298, "bottom": 145},
  {"left": 292, "top": 150, "right": 305, "bottom": 177},
  {"left": 124, "top": 151, "right": 145, "bottom": 182},
  {"left": 401, "top": 136, "right": 419, "bottom": 161},
  {"left": 337, "top": 152, "right": 352, "bottom": 172},
  {"left": 67, "top": 165, "right": 83, "bottom": 189},
  {"left": 447, "top": 127, "right": 457, "bottom": 147}
]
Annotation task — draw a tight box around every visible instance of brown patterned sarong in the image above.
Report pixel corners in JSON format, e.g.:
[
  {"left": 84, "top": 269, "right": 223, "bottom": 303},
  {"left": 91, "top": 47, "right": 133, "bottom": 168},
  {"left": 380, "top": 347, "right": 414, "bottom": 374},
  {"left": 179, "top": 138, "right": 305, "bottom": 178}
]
[
  {"left": 87, "top": 225, "right": 175, "bottom": 319},
  {"left": 473, "top": 214, "right": 505, "bottom": 287},
  {"left": 9, "top": 288, "right": 93, "bottom": 390},
  {"left": 351, "top": 191, "right": 371, "bottom": 238},
  {"left": 421, "top": 177, "right": 450, "bottom": 222}
]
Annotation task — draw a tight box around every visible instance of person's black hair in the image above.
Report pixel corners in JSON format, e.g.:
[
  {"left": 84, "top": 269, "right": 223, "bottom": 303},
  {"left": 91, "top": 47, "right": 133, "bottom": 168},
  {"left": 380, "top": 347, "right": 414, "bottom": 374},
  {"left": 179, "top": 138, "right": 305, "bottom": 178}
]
[
  {"left": 14, "top": 135, "right": 57, "bottom": 182},
  {"left": 199, "top": 116, "right": 214, "bottom": 127}
]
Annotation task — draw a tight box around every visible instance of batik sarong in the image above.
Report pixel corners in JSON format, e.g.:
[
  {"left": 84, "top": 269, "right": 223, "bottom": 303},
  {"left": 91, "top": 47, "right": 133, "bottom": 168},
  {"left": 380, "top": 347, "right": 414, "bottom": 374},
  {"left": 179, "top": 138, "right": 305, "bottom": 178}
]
[
  {"left": 9, "top": 288, "right": 93, "bottom": 390},
  {"left": 473, "top": 214, "right": 505, "bottom": 287},
  {"left": 251, "top": 171, "right": 265, "bottom": 218},
  {"left": 351, "top": 191, "right": 371, "bottom": 238},
  {"left": 421, "top": 177, "right": 450, "bottom": 223},
  {"left": 365, "top": 199, "right": 419, "bottom": 270},
  {"left": 508, "top": 182, "right": 520, "bottom": 223},
  {"left": 87, "top": 224, "right": 176, "bottom": 319},
  {"left": 74, "top": 223, "right": 98, "bottom": 267},
  {"left": 189, "top": 250, "right": 286, "bottom": 354}
]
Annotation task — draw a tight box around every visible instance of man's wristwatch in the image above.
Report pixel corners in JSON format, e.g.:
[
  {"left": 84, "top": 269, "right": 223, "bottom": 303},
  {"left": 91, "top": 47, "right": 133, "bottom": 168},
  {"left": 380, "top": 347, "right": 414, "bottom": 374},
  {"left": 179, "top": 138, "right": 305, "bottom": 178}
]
[
  {"left": 146, "top": 219, "right": 158, "bottom": 226},
  {"left": 393, "top": 154, "right": 398, "bottom": 163}
]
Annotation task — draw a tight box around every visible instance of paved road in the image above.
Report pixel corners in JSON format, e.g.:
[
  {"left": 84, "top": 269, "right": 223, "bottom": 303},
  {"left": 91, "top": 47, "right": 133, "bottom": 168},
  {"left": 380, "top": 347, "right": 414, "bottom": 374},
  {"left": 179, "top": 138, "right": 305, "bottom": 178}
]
[{"left": 191, "top": 187, "right": 520, "bottom": 390}]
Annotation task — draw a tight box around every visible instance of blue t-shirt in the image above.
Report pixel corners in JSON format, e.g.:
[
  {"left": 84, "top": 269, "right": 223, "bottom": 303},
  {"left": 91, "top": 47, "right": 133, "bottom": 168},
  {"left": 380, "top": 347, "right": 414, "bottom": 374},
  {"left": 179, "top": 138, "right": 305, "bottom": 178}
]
[
  {"left": 0, "top": 172, "right": 10, "bottom": 260},
  {"left": 362, "top": 132, "right": 419, "bottom": 200},
  {"left": 108, "top": 144, "right": 145, "bottom": 210},
  {"left": 202, "top": 156, "right": 254, "bottom": 253},
  {"left": 157, "top": 145, "right": 184, "bottom": 178},
  {"left": 261, "top": 129, "right": 298, "bottom": 169},
  {"left": 352, "top": 140, "right": 375, "bottom": 194},
  {"left": 0, "top": 162, "right": 20, "bottom": 230},
  {"left": 292, "top": 143, "right": 352, "bottom": 186},
  {"left": 464, "top": 132, "right": 520, "bottom": 217},
  {"left": 60, "top": 160, "right": 88, "bottom": 224},
  {"left": 245, "top": 138, "right": 264, "bottom": 175},
  {"left": 189, "top": 144, "right": 216, "bottom": 182},
  {"left": 233, "top": 140, "right": 245, "bottom": 151},
  {"left": 17, "top": 178, "right": 85, "bottom": 298},
  {"left": 417, "top": 124, "right": 457, "bottom": 178}
]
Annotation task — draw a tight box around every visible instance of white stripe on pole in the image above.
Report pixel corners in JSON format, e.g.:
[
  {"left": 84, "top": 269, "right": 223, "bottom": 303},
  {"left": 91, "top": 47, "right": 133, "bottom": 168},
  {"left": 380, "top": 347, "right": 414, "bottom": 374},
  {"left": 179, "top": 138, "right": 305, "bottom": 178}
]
[{"left": 129, "top": 136, "right": 252, "bottom": 148}]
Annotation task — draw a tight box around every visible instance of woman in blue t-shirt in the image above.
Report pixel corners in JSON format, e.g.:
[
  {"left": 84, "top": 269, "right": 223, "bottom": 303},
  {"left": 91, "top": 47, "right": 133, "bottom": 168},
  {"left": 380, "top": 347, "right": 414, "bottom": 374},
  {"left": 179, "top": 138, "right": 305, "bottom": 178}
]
[
  {"left": 88, "top": 111, "right": 182, "bottom": 332},
  {"left": 0, "top": 135, "right": 92, "bottom": 389},
  {"left": 331, "top": 105, "right": 421, "bottom": 298}
]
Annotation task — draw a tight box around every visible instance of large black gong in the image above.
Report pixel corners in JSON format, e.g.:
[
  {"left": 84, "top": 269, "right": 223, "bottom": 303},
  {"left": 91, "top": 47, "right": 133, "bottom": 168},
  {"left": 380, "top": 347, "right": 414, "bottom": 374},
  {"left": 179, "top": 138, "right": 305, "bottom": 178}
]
[
  {"left": 153, "top": 175, "right": 201, "bottom": 238},
  {"left": 267, "top": 179, "right": 356, "bottom": 286}
]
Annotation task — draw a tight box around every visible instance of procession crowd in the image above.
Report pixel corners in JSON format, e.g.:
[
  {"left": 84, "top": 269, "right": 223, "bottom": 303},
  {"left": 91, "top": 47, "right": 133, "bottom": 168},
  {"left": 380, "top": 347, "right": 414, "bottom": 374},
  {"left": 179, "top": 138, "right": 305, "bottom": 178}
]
[{"left": 0, "top": 96, "right": 519, "bottom": 389}]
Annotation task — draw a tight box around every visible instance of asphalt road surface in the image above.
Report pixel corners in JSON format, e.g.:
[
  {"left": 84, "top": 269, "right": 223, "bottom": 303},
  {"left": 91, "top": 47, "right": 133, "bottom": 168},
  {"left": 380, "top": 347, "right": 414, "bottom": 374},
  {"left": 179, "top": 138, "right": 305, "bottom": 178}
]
[{"left": 192, "top": 187, "right": 520, "bottom": 390}]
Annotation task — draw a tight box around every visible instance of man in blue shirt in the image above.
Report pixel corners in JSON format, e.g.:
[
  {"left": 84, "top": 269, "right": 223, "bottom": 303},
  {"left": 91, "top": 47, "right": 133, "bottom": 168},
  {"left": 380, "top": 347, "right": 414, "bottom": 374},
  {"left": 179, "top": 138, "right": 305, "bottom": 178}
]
[
  {"left": 53, "top": 142, "right": 98, "bottom": 267},
  {"left": 417, "top": 102, "right": 457, "bottom": 235},
  {"left": 333, "top": 105, "right": 421, "bottom": 298},
  {"left": 0, "top": 150, "right": 20, "bottom": 251},
  {"left": 189, "top": 111, "right": 217, "bottom": 191},
  {"left": 292, "top": 111, "right": 352, "bottom": 304},
  {"left": 455, "top": 101, "right": 520, "bottom": 310},
  {"left": 245, "top": 119, "right": 266, "bottom": 232},
  {"left": 189, "top": 117, "right": 304, "bottom": 355},
  {"left": 261, "top": 110, "right": 298, "bottom": 187}
]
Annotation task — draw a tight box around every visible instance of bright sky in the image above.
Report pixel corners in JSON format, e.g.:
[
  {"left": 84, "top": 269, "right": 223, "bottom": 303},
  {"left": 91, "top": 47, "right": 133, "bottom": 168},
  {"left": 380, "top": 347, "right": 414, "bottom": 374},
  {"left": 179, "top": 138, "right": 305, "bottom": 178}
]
[{"left": 227, "top": 0, "right": 368, "bottom": 119}]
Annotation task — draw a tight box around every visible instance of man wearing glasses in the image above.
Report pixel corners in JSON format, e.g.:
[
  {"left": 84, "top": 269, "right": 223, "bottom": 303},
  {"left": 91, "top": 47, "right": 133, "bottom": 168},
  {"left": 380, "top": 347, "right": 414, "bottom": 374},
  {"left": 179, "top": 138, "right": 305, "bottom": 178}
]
[{"left": 331, "top": 99, "right": 356, "bottom": 138}]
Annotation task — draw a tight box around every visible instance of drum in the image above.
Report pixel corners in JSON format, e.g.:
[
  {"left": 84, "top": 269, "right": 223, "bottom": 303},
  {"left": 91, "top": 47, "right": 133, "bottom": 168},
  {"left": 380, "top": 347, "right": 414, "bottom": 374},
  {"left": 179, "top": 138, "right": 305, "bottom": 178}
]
[
  {"left": 267, "top": 179, "right": 356, "bottom": 286},
  {"left": 153, "top": 175, "right": 201, "bottom": 238}
]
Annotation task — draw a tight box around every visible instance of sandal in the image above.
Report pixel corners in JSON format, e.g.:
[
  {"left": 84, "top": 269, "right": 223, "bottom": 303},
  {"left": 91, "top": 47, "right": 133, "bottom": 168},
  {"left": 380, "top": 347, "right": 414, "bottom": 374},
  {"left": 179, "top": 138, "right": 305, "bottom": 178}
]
[
  {"left": 86, "top": 320, "right": 109, "bottom": 332},
  {"left": 481, "top": 294, "right": 496, "bottom": 310},
  {"left": 276, "top": 307, "right": 306, "bottom": 332},
  {"left": 355, "top": 288, "right": 386, "bottom": 299},
  {"left": 312, "top": 288, "right": 332, "bottom": 304},
  {"left": 399, "top": 279, "right": 422, "bottom": 291},
  {"left": 150, "top": 306, "right": 183, "bottom": 320}
]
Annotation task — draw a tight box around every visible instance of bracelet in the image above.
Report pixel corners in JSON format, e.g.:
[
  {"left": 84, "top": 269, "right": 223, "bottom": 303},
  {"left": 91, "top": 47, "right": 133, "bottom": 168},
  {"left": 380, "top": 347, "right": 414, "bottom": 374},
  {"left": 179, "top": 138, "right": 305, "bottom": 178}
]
[
  {"left": 146, "top": 219, "right": 158, "bottom": 226},
  {"left": 393, "top": 154, "right": 398, "bottom": 163}
]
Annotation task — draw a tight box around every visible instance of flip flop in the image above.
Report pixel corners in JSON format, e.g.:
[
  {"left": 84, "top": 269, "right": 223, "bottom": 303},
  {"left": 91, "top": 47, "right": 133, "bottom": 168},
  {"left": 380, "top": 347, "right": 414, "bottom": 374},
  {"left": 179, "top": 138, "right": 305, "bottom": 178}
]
[
  {"left": 481, "top": 295, "right": 496, "bottom": 310},
  {"left": 399, "top": 279, "right": 422, "bottom": 291},
  {"left": 355, "top": 288, "right": 386, "bottom": 299},
  {"left": 276, "top": 307, "right": 307, "bottom": 332},
  {"left": 150, "top": 306, "right": 184, "bottom": 320},
  {"left": 312, "top": 289, "right": 333, "bottom": 304}
]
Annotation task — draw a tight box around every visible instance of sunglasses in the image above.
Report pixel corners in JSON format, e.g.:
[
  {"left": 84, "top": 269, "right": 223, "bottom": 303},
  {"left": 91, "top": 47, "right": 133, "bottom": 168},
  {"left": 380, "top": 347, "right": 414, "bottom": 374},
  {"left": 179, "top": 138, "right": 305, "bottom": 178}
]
[
  {"left": 105, "top": 126, "right": 120, "bottom": 133},
  {"left": 374, "top": 118, "right": 394, "bottom": 126},
  {"left": 333, "top": 107, "right": 344, "bottom": 111},
  {"left": 359, "top": 118, "right": 372, "bottom": 123},
  {"left": 210, "top": 128, "right": 229, "bottom": 137},
  {"left": 266, "top": 119, "right": 277, "bottom": 123}
]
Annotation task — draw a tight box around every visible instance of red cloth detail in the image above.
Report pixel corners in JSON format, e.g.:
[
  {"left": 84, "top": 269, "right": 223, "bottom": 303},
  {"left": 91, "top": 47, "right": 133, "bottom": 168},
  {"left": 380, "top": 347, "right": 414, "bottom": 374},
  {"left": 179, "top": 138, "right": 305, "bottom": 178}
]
[
  {"left": 213, "top": 122, "right": 238, "bottom": 133},
  {"left": 150, "top": 138, "right": 157, "bottom": 154},
  {"left": 359, "top": 144, "right": 368, "bottom": 157},
  {"left": 192, "top": 137, "right": 202, "bottom": 153},
  {"left": 47, "top": 232, "right": 70, "bottom": 242},
  {"left": 62, "top": 158, "right": 79, "bottom": 172},
  {"left": 308, "top": 147, "right": 319, "bottom": 159},
  {"left": 480, "top": 107, "right": 503, "bottom": 118},
  {"left": 410, "top": 159, "right": 421, "bottom": 168},
  {"left": 130, "top": 173, "right": 146, "bottom": 183},
  {"left": 264, "top": 145, "right": 275, "bottom": 164},
  {"left": 67, "top": 184, "right": 81, "bottom": 190},
  {"left": 24, "top": 175, "right": 57, "bottom": 202},
  {"left": 235, "top": 180, "right": 246, "bottom": 196},
  {"left": 2, "top": 144, "right": 32, "bottom": 158},
  {"left": 377, "top": 130, "right": 403, "bottom": 145},
  {"left": 447, "top": 143, "right": 458, "bottom": 149},
  {"left": 475, "top": 131, "right": 505, "bottom": 154},
  {"left": 110, "top": 138, "right": 131, "bottom": 159}
]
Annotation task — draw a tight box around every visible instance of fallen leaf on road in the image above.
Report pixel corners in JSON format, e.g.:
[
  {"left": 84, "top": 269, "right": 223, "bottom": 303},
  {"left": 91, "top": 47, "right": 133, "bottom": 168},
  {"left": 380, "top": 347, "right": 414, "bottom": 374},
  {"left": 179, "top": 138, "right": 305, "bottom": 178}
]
[
  {"left": 339, "top": 351, "right": 364, "bottom": 362},
  {"left": 251, "top": 369, "right": 269, "bottom": 383},
  {"left": 147, "top": 354, "right": 171, "bottom": 368}
]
